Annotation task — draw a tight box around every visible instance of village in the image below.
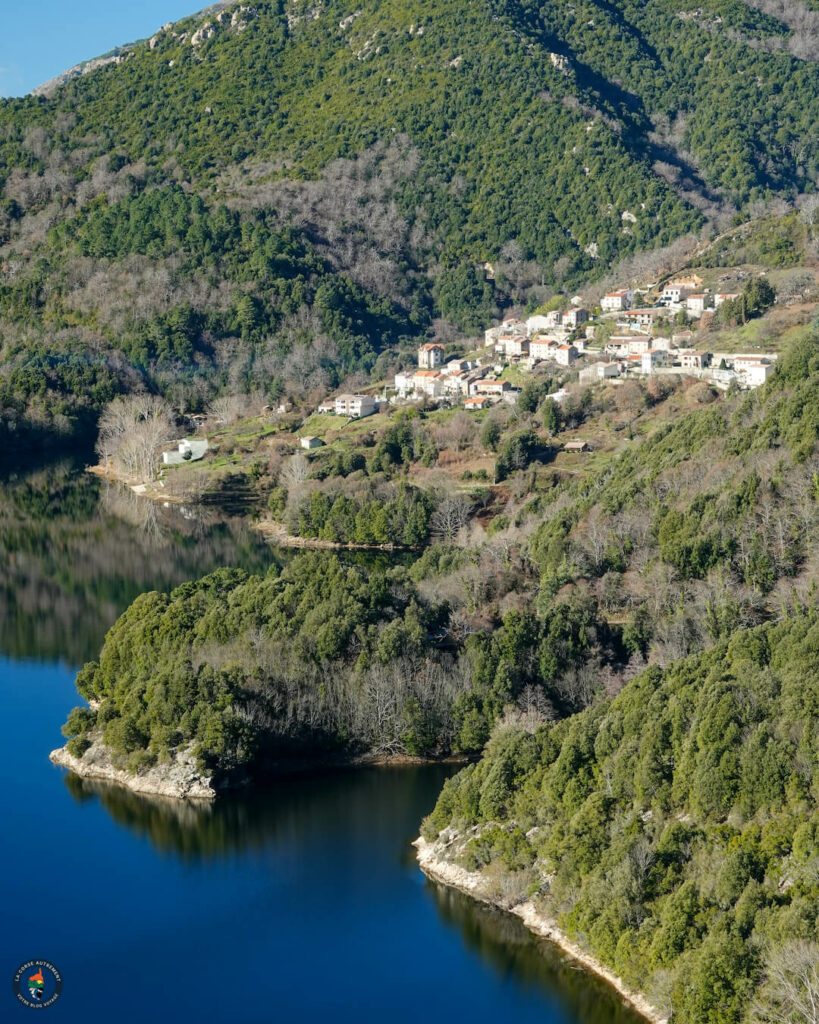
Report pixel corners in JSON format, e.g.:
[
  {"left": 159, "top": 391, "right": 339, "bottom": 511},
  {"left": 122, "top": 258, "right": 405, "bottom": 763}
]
[{"left": 306, "top": 274, "right": 779, "bottom": 426}]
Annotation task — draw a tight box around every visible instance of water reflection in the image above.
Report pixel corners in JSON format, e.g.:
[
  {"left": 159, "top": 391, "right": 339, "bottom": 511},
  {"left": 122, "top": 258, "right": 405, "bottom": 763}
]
[
  {"left": 0, "top": 456, "right": 413, "bottom": 664},
  {"left": 427, "top": 883, "right": 644, "bottom": 1024},
  {"left": 61, "top": 766, "right": 644, "bottom": 1024},
  {"left": 0, "top": 456, "right": 277, "bottom": 663},
  {"left": 62, "top": 764, "right": 457, "bottom": 862}
]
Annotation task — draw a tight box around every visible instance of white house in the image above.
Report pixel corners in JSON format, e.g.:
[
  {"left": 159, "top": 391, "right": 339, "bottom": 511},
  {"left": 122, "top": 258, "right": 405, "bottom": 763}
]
[
  {"left": 601, "top": 289, "right": 634, "bottom": 311},
  {"left": 335, "top": 394, "right": 377, "bottom": 417},
  {"left": 686, "top": 293, "right": 710, "bottom": 315},
  {"left": 620, "top": 310, "right": 655, "bottom": 331},
  {"left": 641, "top": 349, "right": 667, "bottom": 374},
  {"left": 562, "top": 307, "right": 589, "bottom": 329},
  {"left": 418, "top": 343, "right": 444, "bottom": 369},
  {"left": 661, "top": 286, "right": 689, "bottom": 305},
  {"left": 411, "top": 371, "right": 444, "bottom": 398},
  {"left": 738, "top": 362, "right": 775, "bottom": 388},
  {"left": 627, "top": 336, "right": 652, "bottom": 355},
  {"left": 300, "top": 436, "right": 324, "bottom": 450},
  {"left": 579, "top": 362, "right": 619, "bottom": 385},
  {"left": 162, "top": 438, "right": 209, "bottom": 465},
  {"left": 733, "top": 355, "right": 777, "bottom": 372},
  {"left": 349, "top": 394, "right": 377, "bottom": 417},
  {"left": 504, "top": 337, "right": 530, "bottom": 358},
  {"left": 530, "top": 339, "right": 559, "bottom": 361},
  {"left": 394, "top": 372, "right": 413, "bottom": 395},
  {"left": 714, "top": 293, "right": 740, "bottom": 308},
  {"left": 677, "top": 350, "right": 711, "bottom": 370},
  {"left": 554, "top": 344, "right": 578, "bottom": 366},
  {"left": 526, "top": 314, "right": 557, "bottom": 334},
  {"left": 443, "top": 372, "right": 475, "bottom": 396},
  {"left": 472, "top": 379, "right": 510, "bottom": 397}
]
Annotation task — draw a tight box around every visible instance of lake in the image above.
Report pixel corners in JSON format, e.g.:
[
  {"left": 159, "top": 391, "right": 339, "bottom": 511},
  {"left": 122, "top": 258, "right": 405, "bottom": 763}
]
[{"left": 0, "top": 461, "right": 643, "bottom": 1023}]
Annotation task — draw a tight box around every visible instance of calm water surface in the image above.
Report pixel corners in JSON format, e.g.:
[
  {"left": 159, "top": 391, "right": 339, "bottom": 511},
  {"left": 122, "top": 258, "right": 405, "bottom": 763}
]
[{"left": 0, "top": 461, "right": 642, "bottom": 1024}]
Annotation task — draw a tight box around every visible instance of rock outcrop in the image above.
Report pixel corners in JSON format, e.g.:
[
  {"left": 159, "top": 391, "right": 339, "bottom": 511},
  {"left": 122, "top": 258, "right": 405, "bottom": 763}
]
[
  {"left": 50, "top": 739, "right": 217, "bottom": 800},
  {"left": 32, "top": 51, "right": 132, "bottom": 97}
]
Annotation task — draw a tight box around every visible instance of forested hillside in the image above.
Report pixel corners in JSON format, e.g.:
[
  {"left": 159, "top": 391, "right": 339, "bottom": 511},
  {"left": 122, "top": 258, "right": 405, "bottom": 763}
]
[
  {"left": 422, "top": 611, "right": 819, "bottom": 1024},
  {"left": 2, "top": 0, "right": 819, "bottom": 447},
  {"left": 61, "top": 324, "right": 819, "bottom": 782}
]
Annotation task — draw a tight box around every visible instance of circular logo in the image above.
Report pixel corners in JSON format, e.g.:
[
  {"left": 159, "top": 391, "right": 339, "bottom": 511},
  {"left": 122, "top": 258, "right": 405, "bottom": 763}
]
[{"left": 12, "top": 960, "right": 62, "bottom": 1009}]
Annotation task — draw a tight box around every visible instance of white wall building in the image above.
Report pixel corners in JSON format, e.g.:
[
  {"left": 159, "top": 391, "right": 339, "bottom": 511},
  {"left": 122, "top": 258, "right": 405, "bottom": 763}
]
[
  {"left": 411, "top": 371, "right": 444, "bottom": 398},
  {"left": 526, "top": 314, "right": 556, "bottom": 334},
  {"left": 579, "top": 362, "right": 619, "bottom": 385},
  {"left": 530, "top": 339, "right": 558, "bottom": 361},
  {"left": 335, "top": 394, "right": 377, "bottom": 417},
  {"left": 738, "top": 362, "right": 775, "bottom": 388},
  {"left": 686, "top": 293, "right": 710, "bottom": 315},
  {"left": 601, "top": 289, "right": 634, "bottom": 311},
  {"left": 641, "top": 349, "right": 667, "bottom": 373},
  {"left": 563, "top": 307, "right": 589, "bottom": 329},
  {"left": 662, "top": 286, "right": 689, "bottom": 305},
  {"left": 554, "top": 344, "right": 578, "bottom": 366},
  {"left": 677, "top": 350, "right": 710, "bottom": 370},
  {"left": 418, "top": 343, "right": 444, "bottom": 369}
]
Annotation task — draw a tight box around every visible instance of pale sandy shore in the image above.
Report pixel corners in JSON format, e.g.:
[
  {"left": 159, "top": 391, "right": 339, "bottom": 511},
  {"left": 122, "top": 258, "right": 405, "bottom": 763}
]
[{"left": 414, "top": 836, "right": 667, "bottom": 1024}]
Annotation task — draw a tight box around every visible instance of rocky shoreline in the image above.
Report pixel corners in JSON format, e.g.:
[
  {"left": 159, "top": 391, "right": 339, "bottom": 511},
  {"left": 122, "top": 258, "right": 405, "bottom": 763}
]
[
  {"left": 50, "top": 740, "right": 218, "bottom": 800},
  {"left": 414, "top": 836, "right": 667, "bottom": 1024},
  {"left": 50, "top": 738, "right": 468, "bottom": 802}
]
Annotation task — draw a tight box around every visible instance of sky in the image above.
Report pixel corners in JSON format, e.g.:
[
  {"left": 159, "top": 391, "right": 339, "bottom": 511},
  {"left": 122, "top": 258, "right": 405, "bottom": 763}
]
[{"left": 1, "top": 0, "right": 207, "bottom": 97}]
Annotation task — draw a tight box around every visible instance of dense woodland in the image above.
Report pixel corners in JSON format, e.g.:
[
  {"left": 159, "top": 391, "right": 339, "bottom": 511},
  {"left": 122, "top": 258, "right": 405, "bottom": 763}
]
[
  {"left": 423, "top": 612, "right": 819, "bottom": 1024},
  {"left": 64, "top": 324, "right": 819, "bottom": 772}
]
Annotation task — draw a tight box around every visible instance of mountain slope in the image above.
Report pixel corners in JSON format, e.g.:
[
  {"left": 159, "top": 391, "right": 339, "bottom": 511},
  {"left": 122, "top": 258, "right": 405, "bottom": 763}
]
[
  {"left": 421, "top": 609, "right": 819, "bottom": 1024},
  {"left": 1, "top": 0, "right": 818, "bottom": 449}
]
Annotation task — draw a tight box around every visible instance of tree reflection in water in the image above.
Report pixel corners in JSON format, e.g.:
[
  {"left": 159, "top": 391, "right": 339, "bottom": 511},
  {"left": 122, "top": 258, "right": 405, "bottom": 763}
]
[
  {"left": 0, "top": 455, "right": 277, "bottom": 663},
  {"left": 426, "top": 882, "right": 644, "bottom": 1024}
]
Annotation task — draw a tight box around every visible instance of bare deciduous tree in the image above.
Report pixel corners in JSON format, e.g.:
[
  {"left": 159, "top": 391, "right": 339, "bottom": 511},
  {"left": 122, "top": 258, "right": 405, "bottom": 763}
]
[
  {"left": 752, "top": 940, "right": 819, "bottom": 1024},
  {"left": 280, "top": 453, "right": 311, "bottom": 491},
  {"left": 96, "top": 395, "right": 174, "bottom": 482},
  {"left": 208, "top": 394, "right": 249, "bottom": 426},
  {"left": 430, "top": 494, "right": 473, "bottom": 542}
]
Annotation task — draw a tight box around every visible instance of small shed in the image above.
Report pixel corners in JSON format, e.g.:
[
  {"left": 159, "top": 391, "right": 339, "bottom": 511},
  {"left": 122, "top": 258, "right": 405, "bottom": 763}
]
[
  {"left": 300, "top": 436, "right": 324, "bottom": 450},
  {"left": 564, "top": 440, "right": 591, "bottom": 453}
]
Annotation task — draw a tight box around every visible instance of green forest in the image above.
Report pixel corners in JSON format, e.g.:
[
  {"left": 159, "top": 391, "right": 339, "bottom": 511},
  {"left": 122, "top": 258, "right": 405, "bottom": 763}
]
[
  {"left": 422, "top": 611, "right": 819, "bottom": 1024},
  {"left": 54, "top": 311, "right": 819, "bottom": 1022},
  {"left": 3, "top": 0, "right": 819, "bottom": 447}
]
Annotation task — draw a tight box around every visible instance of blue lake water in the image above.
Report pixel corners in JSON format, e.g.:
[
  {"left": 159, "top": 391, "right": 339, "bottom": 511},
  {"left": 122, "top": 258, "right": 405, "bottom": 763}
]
[{"left": 0, "top": 463, "right": 642, "bottom": 1023}]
